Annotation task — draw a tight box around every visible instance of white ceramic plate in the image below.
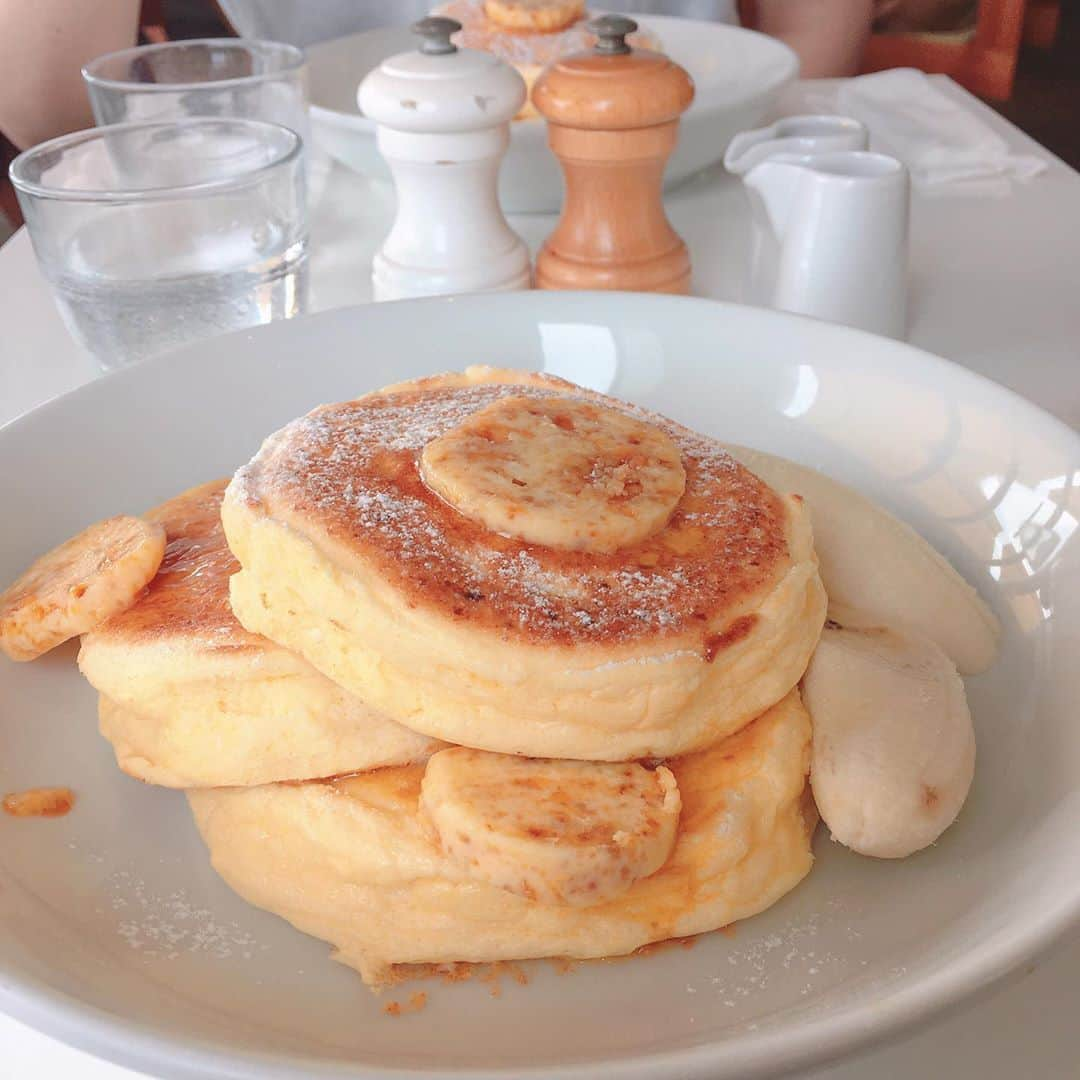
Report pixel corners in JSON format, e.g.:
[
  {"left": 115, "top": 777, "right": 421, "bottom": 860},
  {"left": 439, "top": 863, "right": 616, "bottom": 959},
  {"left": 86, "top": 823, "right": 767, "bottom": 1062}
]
[
  {"left": 1, "top": 293, "right": 1078, "bottom": 1080},
  {"left": 308, "top": 17, "right": 798, "bottom": 213}
]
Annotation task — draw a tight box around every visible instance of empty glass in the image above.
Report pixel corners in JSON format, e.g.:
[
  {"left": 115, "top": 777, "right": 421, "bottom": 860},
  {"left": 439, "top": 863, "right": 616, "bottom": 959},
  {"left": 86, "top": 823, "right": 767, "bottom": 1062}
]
[
  {"left": 82, "top": 39, "right": 310, "bottom": 150},
  {"left": 10, "top": 118, "right": 308, "bottom": 370}
]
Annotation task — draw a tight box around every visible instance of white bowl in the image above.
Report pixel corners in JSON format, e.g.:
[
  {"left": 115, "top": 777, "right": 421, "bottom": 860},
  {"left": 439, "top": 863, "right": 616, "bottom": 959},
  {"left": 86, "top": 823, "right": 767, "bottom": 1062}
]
[
  {"left": 308, "top": 17, "right": 798, "bottom": 213},
  {"left": 1, "top": 292, "right": 1078, "bottom": 1079}
]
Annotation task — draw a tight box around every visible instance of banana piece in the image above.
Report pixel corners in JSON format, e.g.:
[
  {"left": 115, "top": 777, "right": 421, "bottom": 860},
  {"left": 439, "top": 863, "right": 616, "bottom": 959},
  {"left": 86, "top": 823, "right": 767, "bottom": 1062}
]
[
  {"left": 725, "top": 445, "right": 999, "bottom": 675},
  {"left": 802, "top": 622, "right": 975, "bottom": 859},
  {"left": 420, "top": 396, "right": 686, "bottom": 553},
  {"left": 0, "top": 516, "right": 166, "bottom": 661},
  {"left": 483, "top": 0, "right": 585, "bottom": 32},
  {"left": 420, "top": 747, "right": 681, "bottom": 906}
]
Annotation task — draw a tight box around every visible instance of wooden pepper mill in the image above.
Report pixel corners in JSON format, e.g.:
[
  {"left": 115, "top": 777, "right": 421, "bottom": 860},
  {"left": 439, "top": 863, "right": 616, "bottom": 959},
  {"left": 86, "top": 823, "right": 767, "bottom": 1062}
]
[{"left": 533, "top": 14, "right": 695, "bottom": 294}]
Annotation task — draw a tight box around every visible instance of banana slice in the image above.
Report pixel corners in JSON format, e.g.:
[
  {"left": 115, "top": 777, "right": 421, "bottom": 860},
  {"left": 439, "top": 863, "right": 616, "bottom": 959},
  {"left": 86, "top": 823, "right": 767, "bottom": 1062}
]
[
  {"left": 421, "top": 396, "right": 686, "bottom": 553},
  {"left": 725, "top": 445, "right": 999, "bottom": 675},
  {"left": 802, "top": 622, "right": 975, "bottom": 859},
  {"left": 483, "top": 0, "right": 585, "bottom": 32},
  {"left": 0, "top": 516, "right": 166, "bottom": 661},
  {"left": 420, "top": 747, "right": 681, "bottom": 906}
]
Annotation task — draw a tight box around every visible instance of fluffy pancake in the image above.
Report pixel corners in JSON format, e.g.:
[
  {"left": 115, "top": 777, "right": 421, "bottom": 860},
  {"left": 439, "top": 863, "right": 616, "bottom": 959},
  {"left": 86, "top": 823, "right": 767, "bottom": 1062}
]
[
  {"left": 223, "top": 368, "right": 826, "bottom": 761},
  {"left": 79, "top": 481, "right": 439, "bottom": 788},
  {"left": 433, "top": 1, "right": 660, "bottom": 120},
  {"left": 483, "top": 0, "right": 586, "bottom": 33},
  {"left": 188, "top": 690, "right": 816, "bottom": 986}
]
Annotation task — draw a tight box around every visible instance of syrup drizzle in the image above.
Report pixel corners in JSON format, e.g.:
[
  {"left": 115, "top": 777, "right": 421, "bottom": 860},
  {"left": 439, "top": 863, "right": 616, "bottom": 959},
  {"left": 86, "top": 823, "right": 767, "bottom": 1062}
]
[{"left": 3, "top": 787, "right": 75, "bottom": 818}]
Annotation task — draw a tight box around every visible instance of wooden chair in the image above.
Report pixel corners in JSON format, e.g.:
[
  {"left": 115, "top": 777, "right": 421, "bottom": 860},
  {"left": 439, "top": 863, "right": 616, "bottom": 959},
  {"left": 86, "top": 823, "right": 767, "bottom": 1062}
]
[
  {"left": 1023, "top": 0, "right": 1061, "bottom": 47},
  {"left": 862, "top": 0, "right": 1061, "bottom": 100}
]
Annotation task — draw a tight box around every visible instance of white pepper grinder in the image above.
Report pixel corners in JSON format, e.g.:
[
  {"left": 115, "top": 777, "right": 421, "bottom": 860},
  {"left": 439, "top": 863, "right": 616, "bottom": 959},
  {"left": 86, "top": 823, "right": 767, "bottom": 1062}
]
[{"left": 358, "top": 17, "right": 531, "bottom": 301}]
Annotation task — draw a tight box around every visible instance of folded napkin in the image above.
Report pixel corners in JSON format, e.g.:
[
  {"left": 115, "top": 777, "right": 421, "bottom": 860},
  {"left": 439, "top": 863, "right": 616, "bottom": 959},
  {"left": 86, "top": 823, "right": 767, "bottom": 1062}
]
[{"left": 818, "top": 69, "right": 1047, "bottom": 196}]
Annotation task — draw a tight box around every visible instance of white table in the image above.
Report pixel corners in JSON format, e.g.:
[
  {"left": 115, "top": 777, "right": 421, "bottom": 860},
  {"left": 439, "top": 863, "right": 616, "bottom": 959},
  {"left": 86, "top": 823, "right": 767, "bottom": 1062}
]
[{"left": 2, "top": 78, "right": 1078, "bottom": 1079}]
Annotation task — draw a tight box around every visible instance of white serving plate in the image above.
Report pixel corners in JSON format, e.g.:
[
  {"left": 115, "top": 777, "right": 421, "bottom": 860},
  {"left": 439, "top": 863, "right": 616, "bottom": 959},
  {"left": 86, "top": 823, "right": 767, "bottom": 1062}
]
[
  {"left": 308, "top": 17, "right": 798, "bottom": 213},
  {"left": 1, "top": 293, "right": 1078, "bottom": 1080}
]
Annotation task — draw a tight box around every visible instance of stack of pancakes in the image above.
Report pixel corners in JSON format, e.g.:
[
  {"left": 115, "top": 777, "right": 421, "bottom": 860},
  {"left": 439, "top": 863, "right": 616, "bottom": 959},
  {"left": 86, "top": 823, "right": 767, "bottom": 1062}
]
[
  {"left": 433, "top": 1, "right": 661, "bottom": 120},
  {"left": 79, "top": 367, "right": 827, "bottom": 986}
]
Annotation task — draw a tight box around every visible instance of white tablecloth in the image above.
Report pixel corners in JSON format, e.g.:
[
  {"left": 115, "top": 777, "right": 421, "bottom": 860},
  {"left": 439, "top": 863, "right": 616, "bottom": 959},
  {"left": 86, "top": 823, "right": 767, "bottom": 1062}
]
[{"left": 1, "top": 77, "right": 1078, "bottom": 1079}]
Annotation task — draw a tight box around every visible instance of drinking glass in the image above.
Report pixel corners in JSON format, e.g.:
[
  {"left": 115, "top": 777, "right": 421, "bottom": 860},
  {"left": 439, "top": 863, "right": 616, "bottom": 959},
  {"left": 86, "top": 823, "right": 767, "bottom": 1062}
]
[
  {"left": 10, "top": 118, "right": 308, "bottom": 370},
  {"left": 82, "top": 38, "right": 309, "bottom": 147}
]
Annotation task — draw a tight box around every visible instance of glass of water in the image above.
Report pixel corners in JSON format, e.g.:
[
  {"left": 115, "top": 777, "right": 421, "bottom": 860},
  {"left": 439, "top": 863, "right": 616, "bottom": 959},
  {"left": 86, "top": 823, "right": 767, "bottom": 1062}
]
[
  {"left": 10, "top": 118, "right": 308, "bottom": 370},
  {"left": 82, "top": 39, "right": 309, "bottom": 146}
]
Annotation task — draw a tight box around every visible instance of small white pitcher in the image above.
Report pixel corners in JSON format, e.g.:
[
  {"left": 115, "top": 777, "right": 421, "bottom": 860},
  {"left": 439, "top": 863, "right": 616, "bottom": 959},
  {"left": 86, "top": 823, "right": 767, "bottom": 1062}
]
[
  {"left": 739, "top": 150, "right": 910, "bottom": 339},
  {"left": 725, "top": 116, "right": 909, "bottom": 339},
  {"left": 724, "top": 114, "right": 869, "bottom": 177}
]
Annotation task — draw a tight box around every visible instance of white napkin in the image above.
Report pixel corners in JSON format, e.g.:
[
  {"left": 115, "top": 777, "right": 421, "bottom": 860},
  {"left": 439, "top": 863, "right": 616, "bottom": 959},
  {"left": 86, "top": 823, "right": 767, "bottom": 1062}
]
[{"left": 829, "top": 69, "right": 1047, "bottom": 195}]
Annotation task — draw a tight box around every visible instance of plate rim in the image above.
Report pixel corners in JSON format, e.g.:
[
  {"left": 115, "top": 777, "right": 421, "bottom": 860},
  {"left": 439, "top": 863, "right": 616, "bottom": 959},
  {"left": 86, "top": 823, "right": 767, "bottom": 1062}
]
[{"left": 2, "top": 292, "right": 1079, "bottom": 1079}]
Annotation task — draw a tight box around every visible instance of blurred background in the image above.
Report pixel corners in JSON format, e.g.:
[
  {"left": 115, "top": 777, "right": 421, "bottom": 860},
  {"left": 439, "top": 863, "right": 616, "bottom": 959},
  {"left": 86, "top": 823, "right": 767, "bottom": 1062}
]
[{"left": 1, "top": 0, "right": 1077, "bottom": 243}]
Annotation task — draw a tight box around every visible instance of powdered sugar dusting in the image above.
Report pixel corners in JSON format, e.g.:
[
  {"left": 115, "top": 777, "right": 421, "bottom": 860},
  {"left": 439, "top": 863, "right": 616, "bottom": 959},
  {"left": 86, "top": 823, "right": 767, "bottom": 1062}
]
[
  {"left": 232, "top": 378, "right": 788, "bottom": 645},
  {"left": 683, "top": 912, "right": 851, "bottom": 1011},
  {"left": 108, "top": 870, "right": 264, "bottom": 961}
]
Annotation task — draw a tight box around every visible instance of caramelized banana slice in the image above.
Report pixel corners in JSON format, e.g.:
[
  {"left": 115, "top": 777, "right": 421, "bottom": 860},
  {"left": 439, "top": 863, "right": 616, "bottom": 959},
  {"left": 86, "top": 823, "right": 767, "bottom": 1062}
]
[
  {"left": 0, "top": 515, "right": 166, "bottom": 661},
  {"left": 420, "top": 396, "right": 686, "bottom": 553},
  {"left": 803, "top": 623, "right": 975, "bottom": 859},
  {"left": 483, "top": 0, "right": 585, "bottom": 32},
  {"left": 420, "top": 748, "right": 681, "bottom": 906},
  {"left": 726, "top": 445, "right": 1000, "bottom": 674}
]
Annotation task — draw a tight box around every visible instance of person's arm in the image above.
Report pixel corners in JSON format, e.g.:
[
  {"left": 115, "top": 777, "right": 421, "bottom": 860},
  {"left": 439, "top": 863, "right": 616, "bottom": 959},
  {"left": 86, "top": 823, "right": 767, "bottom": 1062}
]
[
  {"left": 754, "top": 0, "right": 874, "bottom": 78},
  {"left": 0, "top": 0, "right": 140, "bottom": 150}
]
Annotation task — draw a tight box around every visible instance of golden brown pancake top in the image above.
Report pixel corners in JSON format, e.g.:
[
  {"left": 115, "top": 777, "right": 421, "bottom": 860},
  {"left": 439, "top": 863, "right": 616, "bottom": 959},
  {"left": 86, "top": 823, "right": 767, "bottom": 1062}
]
[
  {"left": 92, "top": 480, "right": 260, "bottom": 651},
  {"left": 233, "top": 379, "right": 790, "bottom": 649}
]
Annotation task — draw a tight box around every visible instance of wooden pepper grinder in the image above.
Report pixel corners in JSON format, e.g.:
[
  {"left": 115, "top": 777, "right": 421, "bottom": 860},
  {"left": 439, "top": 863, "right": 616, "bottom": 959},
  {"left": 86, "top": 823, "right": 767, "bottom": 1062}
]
[{"left": 533, "top": 14, "right": 695, "bottom": 294}]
